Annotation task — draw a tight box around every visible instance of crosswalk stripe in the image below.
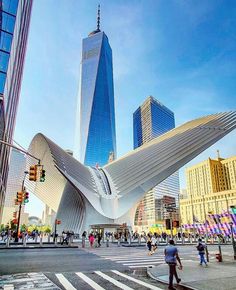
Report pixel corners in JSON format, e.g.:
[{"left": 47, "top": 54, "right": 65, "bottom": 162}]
[
  {"left": 112, "top": 270, "right": 163, "bottom": 290},
  {"left": 76, "top": 272, "right": 106, "bottom": 290},
  {"left": 95, "top": 271, "right": 134, "bottom": 290},
  {"left": 123, "top": 261, "right": 163, "bottom": 266},
  {"left": 103, "top": 256, "right": 164, "bottom": 261},
  {"left": 129, "top": 264, "right": 155, "bottom": 268},
  {"left": 55, "top": 273, "right": 76, "bottom": 290},
  {"left": 115, "top": 259, "right": 164, "bottom": 263}
]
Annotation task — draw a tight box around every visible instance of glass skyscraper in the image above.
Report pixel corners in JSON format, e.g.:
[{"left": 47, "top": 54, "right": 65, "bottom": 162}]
[
  {"left": 75, "top": 7, "right": 116, "bottom": 167},
  {"left": 133, "top": 96, "right": 180, "bottom": 229},
  {"left": 0, "top": 0, "right": 33, "bottom": 222}
]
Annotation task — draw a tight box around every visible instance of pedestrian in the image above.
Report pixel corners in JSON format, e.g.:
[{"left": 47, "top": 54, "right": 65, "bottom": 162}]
[
  {"left": 89, "top": 233, "right": 95, "bottom": 248},
  {"left": 81, "top": 231, "right": 86, "bottom": 248},
  {"left": 164, "top": 239, "right": 182, "bottom": 290},
  {"left": 146, "top": 233, "right": 152, "bottom": 255},
  {"left": 61, "top": 231, "right": 68, "bottom": 245},
  {"left": 196, "top": 238, "right": 207, "bottom": 266},
  {"left": 151, "top": 234, "right": 157, "bottom": 254},
  {"left": 97, "top": 232, "right": 102, "bottom": 247}
]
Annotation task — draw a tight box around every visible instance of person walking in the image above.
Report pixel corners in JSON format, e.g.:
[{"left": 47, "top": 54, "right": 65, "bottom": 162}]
[
  {"left": 196, "top": 238, "right": 208, "bottom": 266},
  {"left": 146, "top": 233, "right": 152, "bottom": 255},
  {"left": 89, "top": 233, "right": 95, "bottom": 248},
  {"left": 81, "top": 231, "right": 86, "bottom": 248},
  {"left": 164, "top": 239, "right": 182, "bottom": 290}
]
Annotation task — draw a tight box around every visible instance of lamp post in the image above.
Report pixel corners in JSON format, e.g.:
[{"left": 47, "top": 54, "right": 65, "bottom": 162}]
[{"left": 229, "top": 222, "right": 236, "bottom": 260}]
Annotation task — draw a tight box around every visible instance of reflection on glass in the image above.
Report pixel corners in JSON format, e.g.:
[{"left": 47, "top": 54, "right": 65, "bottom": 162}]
[
  {"left": 2, "top": 0, "right": 19, "bottom": 15},
  {"left": 0, "top": 31, "right": 13, "bottom": 52},
  {"left": 0, "top": 51, "right": 10, "bottom": 72},
  {"left": 2, "top": 12, "right": 16, "bottom": 33},
  {"left": 0, "top": 72, "right": 6, "bottom": 94}
]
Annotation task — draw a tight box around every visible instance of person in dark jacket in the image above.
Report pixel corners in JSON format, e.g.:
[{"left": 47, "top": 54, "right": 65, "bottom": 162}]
[{"left": 196, "top": 238, "right": 207, "bottom": 266}]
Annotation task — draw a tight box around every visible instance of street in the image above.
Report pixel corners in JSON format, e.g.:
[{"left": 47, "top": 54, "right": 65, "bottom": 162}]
[{"left": 0, "top": 243, "right": 235, "bottom": 289}]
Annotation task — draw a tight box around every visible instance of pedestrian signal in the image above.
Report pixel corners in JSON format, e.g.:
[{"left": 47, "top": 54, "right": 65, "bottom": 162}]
[
  {"left": 165, "top": 219, "right": 171, "bottom": 230},
  {"left": 12, "top": 219, "right": 18, "bottom": 224},
  {"left": 173, "top": 220, "right": 179, "bottom": 228},
  {"left": 40, "top": 169, "right": 46, "bottom": 182},
  {"left": 29, "top": 165, "right": 37, "bottom": 181},
  {"left": 16, "top": 192, "right": 23, "bottom": 203},
  {"left": 56, "top": 219, "right": 61, "bottom": 225}
]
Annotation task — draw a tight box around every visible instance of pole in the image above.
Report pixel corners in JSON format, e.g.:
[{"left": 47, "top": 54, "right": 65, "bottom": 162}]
[
  {"left": 202, "top": 195, "right": 208, "bottom": 243},
  {"left": 170, "top": 214, "right": 173, "bottom": 239},
  {"left": 53, "top": 220, "right": 57, "bottom": 243},
  {"left": 190, "top": 194, "right": 196, "bottom": 241},
  {"left": 15, "top": 172, "right": 28, "bottom": 242},
  {"left": 0, "top": 140, "right": 40, "bottom": 164}
]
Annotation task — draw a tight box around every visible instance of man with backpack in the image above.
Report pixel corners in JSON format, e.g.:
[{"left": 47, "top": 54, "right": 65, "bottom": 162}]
[{"left": 197, "top": 238, "right": 208, "bottom": 266}]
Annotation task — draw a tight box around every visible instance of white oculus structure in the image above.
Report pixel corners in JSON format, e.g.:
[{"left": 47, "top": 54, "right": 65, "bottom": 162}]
[{"left": 27, "top": 112, "right": 236, "bottom": 233}]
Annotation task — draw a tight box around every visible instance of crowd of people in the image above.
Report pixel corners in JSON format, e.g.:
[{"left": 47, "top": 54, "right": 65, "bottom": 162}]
[{"left": 0, "top": 229, "right": 41, "bottom": 241}]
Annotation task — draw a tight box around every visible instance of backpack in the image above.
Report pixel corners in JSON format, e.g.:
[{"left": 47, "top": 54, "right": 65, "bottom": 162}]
[{"left": 197, "top": 243, "right": 204, "bottom": 251}]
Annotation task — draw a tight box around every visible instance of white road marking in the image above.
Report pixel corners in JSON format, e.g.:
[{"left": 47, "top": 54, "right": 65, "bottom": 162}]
[
  {"left": 76, "top": 272, "right": 106, "bottom": 290},
  {"left": 112, "top": 270, "right": 163, "bottom": 290},
  {"left": 55, "top": 273, "right": 77, "bottom": 290},
  {"left": 95, "top": 271, "right": 134, "bottom": 290}
]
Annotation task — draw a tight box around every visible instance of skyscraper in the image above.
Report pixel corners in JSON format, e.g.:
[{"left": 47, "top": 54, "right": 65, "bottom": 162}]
[
  {"left": 75, "top": 6, "right": 116, "bottom": 167},
  {"left": 0, "top": 0, "right": 33, "bottom": 221},
  {"left": 133, "top": 96, "right": 180, "bottom": 229}
]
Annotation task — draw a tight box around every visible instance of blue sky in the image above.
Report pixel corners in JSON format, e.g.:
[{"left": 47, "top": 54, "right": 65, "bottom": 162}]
[{"left": 14, "top": 0, "right": 236, "bottom": 217}]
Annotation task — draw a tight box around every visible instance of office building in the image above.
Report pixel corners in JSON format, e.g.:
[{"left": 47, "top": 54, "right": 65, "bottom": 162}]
[
  {"left": 0, "top": 0, "right": 33, "bottom": 221},
  {"left": 133, "top": 96, "right": 180, "bottom": 228},
  {"left": 75, "top": 6, "right": 116, "bottom": 166},
  {"left": 180, "top": 154, "right": 236, "bottom": 224}
]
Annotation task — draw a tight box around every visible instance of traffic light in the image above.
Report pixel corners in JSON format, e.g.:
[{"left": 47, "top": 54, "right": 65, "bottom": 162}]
[
  {"left": 56, "top": 219, "right": 61, "bottom": 225},
  {"left": 16, "top": 192, "right": 23, "bottom": 203},
  {"left": 165, "top": 219, "right": 171, "bottom": 230},
  {"left": 40, "top": 169, "right": 46, "bottom": 182},
  {"left": 29, "top": 165, "right": 38, "bottom": 181},
  {"left": 24, "top": 192, "right": 29, "bottom": 203},
  {"left": 230, "top": 205, "right": 236, "bottom": 214}
]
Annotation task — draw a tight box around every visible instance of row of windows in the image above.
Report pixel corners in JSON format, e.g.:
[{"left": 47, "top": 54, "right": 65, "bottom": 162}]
[{"left": 1, "top": 0, "right": 19, "bottom": 16}]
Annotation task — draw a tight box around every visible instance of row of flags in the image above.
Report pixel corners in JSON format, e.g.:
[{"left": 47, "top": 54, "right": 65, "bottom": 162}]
[{"left": 182, "top": 211, "right": 236, "bottom": 236}]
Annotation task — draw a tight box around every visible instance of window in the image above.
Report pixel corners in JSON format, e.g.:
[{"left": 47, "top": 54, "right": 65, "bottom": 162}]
[
  {"left": 0, "top": 72, "right": 6, "bottom": 94},
  {"left": 0, "top": 31, "right": 13, "bottom": 52},
  {"left": 0, "top": 51, "right": 10, "bottom": 72},
  {"left": 2, "top": 0, "right": 19, "bottom": 15},
  {"left": 1, "top": 12, "right": 16, "bottom": 34}
]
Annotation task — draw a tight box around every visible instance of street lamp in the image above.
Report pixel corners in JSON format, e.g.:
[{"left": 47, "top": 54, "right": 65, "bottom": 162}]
[{"left": 229, "top": 222, "right": 236, "bottom": 260}]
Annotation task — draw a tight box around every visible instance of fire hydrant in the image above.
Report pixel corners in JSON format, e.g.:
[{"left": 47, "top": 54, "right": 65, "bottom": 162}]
[{"left": 216, "top": 253, "right": 222, "bottom": 262}]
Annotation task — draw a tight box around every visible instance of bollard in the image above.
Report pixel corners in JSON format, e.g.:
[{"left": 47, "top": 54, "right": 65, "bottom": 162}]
[
  {"left": 6, "top": 237, "right": 10, "bottom": 248},
  {"left": 138, "top": 236, "right": 141, "bottom": 245},
  {"left": 68, "top": 236, "right": 72, "bottom": 247},
  {"left": 23, "top": 236, "right": 27, "bottom": 247},
  {"left": 40, "top": 236, "right": 43, "bottom": 247},
  {"left": 118, "top": 238, "right": 121, "bottom": 247},
  {"left": 54, "top": 236, "right": 58, "bottom": 247},
  {"left": 48, "top": 234, "right": 50, "bottom": 243},
  {"left": 128, "top": 236, "right": 131, "bottom": 245},
  {"left": 106, "top": 238, "right": 109, "bottom": 247}
]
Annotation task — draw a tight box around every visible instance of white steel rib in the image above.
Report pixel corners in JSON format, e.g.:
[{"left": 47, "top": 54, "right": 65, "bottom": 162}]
[{"left": 27, "top": 112, "right": 236, "bottom": 232}]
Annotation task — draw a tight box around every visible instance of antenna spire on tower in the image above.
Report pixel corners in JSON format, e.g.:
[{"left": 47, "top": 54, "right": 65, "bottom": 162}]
[{"left": 97, "top": 4, "right": 101, "bottom": 31}]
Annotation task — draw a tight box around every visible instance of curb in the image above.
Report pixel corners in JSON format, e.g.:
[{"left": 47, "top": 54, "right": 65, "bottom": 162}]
[
  {"left": 0, "top": 245, "right": 79, "bottom": 250},
  {"left": 146, "top": 266, "right": 198, "bottom": 290}
]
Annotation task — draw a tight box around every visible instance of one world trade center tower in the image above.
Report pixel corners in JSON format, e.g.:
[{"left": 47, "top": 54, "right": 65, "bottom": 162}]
[{"left": 75, "top": 6, "right": 116, "bottom": 166}]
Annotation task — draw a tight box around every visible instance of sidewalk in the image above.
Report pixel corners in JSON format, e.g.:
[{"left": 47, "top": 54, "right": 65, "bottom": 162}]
[{"left": 147, "top": 258, "right": 236, "bottom": 290}]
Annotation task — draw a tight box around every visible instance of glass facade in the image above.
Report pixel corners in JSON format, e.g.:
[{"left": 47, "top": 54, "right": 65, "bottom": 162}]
[
  {"left": 133, "top": 96, "right": 180, "bottom": 228},
  {"left": 0, "top": 0, "right": 33, "bottom": 222},
  {"left": 77, "top": 30, "right": 116, "bottom": 167}
]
